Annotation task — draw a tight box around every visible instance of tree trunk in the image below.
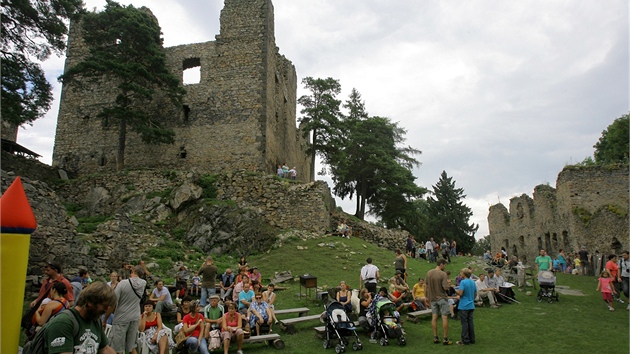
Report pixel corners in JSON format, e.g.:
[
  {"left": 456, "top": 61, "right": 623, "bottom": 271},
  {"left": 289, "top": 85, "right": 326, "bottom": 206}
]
[
  {"left": 310, "top": 130, "right": 317, "bottom": 182},
  {"left": 116, "top": 117, "right": 127, "bottom": 171}
]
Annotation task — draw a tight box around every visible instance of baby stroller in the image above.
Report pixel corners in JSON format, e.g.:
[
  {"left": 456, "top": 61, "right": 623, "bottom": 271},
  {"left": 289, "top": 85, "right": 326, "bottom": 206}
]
[
  {"left": 373, "top": 299, "right": 406, "bottom": 346},
  {"left": 537, "top": 270, "right": 559, "bottom": 303},
  {"left": 321, "top": 301, "right": 363, "bottom": 353}
]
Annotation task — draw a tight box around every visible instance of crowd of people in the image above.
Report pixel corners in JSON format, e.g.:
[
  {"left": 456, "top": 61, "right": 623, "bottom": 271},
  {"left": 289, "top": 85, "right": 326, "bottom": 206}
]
[
  {"left": 23, "top": 241, "right": 630, "bottom": 351},
  {"left": 25, "top": 256, "right": 282, "bottom": 354},
  {"left": 408, "top": 236, "right": 459, "bottom": 263}
]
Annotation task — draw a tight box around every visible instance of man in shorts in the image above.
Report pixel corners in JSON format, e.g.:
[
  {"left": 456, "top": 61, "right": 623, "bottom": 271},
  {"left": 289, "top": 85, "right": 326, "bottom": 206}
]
[
  {"left": 104, "top": 265, "right": 146, "bottom": 354},
  {"left": 425, "top": 258, "right": 453, "bottom": 345}
]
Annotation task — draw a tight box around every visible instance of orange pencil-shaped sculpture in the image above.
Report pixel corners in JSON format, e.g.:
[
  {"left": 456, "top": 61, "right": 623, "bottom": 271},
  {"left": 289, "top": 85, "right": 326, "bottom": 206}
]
[{"left": 1, "top": 177, "right": 37, "bottom": 352}]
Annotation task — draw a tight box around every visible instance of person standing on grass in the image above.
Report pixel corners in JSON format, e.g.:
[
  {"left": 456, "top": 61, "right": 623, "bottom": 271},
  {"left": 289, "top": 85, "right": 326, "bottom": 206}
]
[
  {"left": 360, "top": 258, "right": 380, "bottom": 295},
  {"left": 605, "top": 254, "right": 624, "bottom": 304},
  {"left": 456, "top": 268, "right": 476, "bottom": 345},
  {"left": 425, "top": 258, "right": 453, "bottom": 345},
  {"left": 535, "top": 249, "right": 553, "bottom": 275},
  {"left": 199, "top": 256, "right": 218, "bottom": 306},
  {"left": 596, "top": 270, "right": 617, "bottom": 311},
  {"left": 619, "top": 251, "right": 630, "bottom": 310}
]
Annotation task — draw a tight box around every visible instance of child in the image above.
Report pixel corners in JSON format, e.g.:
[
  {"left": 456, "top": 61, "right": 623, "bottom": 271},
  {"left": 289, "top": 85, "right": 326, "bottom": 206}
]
[
  {"left": 191, "top": 272, "right": 200, "bottom": 297},
  {"left": 596, "top": 270, "right": 617, "bottom": 311}
]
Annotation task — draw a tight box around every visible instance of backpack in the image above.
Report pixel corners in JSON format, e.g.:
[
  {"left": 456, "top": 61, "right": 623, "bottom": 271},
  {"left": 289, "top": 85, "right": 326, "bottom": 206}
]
[
  {"left": 208, "top": 329, "right": 221, "bottom": 350},
  {"left": 128, "top": 278, "right": 148, "bottom": 310},
  {"left": 25, "top": 299, "right": 69, "bottom": 340},
  {"left": 22, "top": 309, "right": 79, "bottom": 354}
]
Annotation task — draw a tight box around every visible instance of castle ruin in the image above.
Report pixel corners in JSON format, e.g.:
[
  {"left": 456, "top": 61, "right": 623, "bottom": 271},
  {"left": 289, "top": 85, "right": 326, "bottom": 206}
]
[
  {"left": 52, "top": 0, "right": 312, "bottom": 181},
  {"left": 488, "top": 165, "right": 628, "bottom": 265}
]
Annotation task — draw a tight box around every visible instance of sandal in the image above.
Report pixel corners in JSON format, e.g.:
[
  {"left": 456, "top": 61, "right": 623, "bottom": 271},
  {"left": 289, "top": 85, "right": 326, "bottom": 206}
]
[{"left": 433, "top": 337, "right": 440, "bottom": 344}]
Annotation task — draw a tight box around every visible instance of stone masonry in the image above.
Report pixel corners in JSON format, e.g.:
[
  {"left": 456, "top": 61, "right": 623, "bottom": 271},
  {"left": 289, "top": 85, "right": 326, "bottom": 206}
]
[
  {"left": 52, "top": 0, "right": 312, "bottom": 181},
  {"left": 488, "top": 164, "right": 629, "bottom": 265}
]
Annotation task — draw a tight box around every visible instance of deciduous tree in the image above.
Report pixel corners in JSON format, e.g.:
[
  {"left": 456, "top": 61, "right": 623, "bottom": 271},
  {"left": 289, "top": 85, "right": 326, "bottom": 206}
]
[
  {"left": 1, "top": 0, "right": 84, "bottom": 126},
  {"left": 594, "top": 113, "right": 629, "bottom": 164}
]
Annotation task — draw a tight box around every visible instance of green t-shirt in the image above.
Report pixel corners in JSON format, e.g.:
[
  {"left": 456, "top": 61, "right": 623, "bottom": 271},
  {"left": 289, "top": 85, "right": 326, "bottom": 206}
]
[
  {"left": 535, "top": 255, "right": 553, "bottom": 271},
  {"left": 45, "top": 308, "right": 108, "bottom": 354}
]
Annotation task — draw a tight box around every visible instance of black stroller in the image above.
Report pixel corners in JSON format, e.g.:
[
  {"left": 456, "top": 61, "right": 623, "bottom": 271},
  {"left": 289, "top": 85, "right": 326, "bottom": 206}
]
[
  {"left": 321, "top": 301, "right": 363, "bottom": 353},
  {"left": 373, "top": 299, "right": 406, "bottom": 346},
  {"left": 537, "top": 270, "right": 559, "bottom": 303}
]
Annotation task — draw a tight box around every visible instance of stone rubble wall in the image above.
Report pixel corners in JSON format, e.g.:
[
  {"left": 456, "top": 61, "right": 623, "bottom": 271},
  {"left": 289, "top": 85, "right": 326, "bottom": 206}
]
[{"left": 488, "top": 165, "right": 629, "bottom": 264}]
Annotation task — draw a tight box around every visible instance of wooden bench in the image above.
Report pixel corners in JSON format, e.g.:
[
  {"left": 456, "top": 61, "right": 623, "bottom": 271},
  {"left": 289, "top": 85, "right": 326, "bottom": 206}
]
[
  {"left": 279, "top": 314, "right": 322, "bottom": 333},
  {"left": 243, "top": 333, "right": 285, "bottom": 349},
  {"left": 406, "top": 309, "right": 432, "bottom": 323},
  {"left": 274, "top": 307, "right": 310, "bottom": 317}
]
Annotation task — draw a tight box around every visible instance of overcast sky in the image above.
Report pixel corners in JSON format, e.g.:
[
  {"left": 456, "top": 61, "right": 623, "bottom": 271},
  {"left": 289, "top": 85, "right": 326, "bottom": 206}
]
[{"left": 18, "top": 0, "right": 628, "bottom": 239}]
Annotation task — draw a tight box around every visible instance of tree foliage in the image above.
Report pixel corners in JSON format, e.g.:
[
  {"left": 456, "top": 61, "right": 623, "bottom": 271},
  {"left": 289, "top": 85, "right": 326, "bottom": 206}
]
[
  {"left": 298, "top": 82, "right": 425, "bottom": 225},
  {"left": 59, "top": 0, "right": 185, "bottom": 170},
  {"left": 594, "top": 113, "right": 629, "bottom": 164},
  {"left": 425, "top": 171, "right": 479, "bottom": 253},
  {"left": 297, "top": 77, "right": 342, "bottom": 181},
  {"left": 1, "top": 0, "right": 84, "bottom": 126}
]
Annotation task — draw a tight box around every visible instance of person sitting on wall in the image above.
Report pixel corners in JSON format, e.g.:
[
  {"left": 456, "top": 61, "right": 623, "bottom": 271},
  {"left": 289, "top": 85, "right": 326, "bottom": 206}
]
[{"left": 289, "top": 166, "right": 297, "bottom": 180}]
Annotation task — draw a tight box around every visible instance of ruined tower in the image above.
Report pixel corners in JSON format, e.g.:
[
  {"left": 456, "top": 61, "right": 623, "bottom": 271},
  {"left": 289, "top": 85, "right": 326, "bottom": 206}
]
[
  {"left": 488, "top": 165, "right": 629, "bottom": 264},
  {"left": 52, "top": 0, "right": 312, "bottom": 180}
]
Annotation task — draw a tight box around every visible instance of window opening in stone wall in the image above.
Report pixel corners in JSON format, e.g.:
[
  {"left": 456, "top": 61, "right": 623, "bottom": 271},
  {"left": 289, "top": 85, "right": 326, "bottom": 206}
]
[
  {"left": 182, "top": 58, "right": 201, "bottom": 85},
  {"left": 552, "top": 233, "right": 558, "bottom": 250},
  {"left": 511, "top": 245, "right": 518, "bottom": 257},
  {"left": 98, "top": 155, "right": 106, "bottom": 166},
  {"left": 562, "top": 231, "right": 569, "bottom": 248},
  {"left": 537, "top": 236, "right": 542, "bottom": 251},
  {"left": 544, "top": 232, "right": 551, "bottom": 252},
  {"left": 611, "top": 237, "right": 623, "bottom": 253},
  {"left": 182, "top": 105, "right": 190, "bottom": 122},
  {"left": 179, "top": 146, "right": 187, "bottom": 159}
]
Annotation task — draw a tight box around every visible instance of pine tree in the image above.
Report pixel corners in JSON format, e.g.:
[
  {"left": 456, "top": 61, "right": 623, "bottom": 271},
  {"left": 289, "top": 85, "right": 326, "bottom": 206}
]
[{"left": 426, "top": 171, "right": 479, "bottom": 253}]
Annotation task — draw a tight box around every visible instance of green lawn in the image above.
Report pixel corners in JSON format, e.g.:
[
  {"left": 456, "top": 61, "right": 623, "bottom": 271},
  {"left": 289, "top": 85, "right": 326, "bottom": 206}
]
[
  {"left": 23, "top": 234, "right": 629, "bottom": 353},
  {"left": 219, "top": 235, "right": 628, "bottom": 354}
]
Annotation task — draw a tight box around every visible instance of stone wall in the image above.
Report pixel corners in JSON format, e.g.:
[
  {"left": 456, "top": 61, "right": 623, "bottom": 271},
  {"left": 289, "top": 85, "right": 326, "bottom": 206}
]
[
  {"left": 52, "top": 0, "right": 312, "bottom": 181},
  {"left": 488, "top": 165, "right": 629, "bottom": 264}
]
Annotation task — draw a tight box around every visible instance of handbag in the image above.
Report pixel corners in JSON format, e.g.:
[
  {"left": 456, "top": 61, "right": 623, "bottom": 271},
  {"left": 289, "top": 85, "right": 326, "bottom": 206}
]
[{"left": 174, "top": 330, "right": 187, "bottom": 348}]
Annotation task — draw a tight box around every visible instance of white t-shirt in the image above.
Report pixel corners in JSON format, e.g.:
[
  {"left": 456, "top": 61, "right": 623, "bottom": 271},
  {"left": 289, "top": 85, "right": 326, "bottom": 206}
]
[{"left": 361, "top": 264, "right": 379, "bottom": 283}]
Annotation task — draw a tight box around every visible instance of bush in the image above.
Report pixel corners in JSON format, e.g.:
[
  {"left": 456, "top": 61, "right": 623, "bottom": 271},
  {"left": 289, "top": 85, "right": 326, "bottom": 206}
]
[
  {"left": 76, "top": 215, "right": 110, "bottom": 233},
  {"left": 197, "top": 174, "right": 218, "bottom": 199}
]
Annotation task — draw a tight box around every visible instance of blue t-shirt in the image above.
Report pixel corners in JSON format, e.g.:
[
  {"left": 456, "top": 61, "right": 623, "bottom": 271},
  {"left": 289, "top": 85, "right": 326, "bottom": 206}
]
[
  {"left": 458, "top": 278, "right": 476, "bottom": 311},
  {"left": 238, "top": 290, "right": 255, "bottom": 310}
]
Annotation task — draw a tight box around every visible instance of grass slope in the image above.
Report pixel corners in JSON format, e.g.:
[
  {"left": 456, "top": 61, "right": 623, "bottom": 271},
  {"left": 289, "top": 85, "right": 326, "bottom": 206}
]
[{"left": 233, "top": 235, "right": 628, "bottom": 354}]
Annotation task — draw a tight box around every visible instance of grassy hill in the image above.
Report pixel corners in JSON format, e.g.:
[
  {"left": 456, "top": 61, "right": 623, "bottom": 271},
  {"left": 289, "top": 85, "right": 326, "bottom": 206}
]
[{"left": 222, "top": 235, "right": 628, "bottom": 354}]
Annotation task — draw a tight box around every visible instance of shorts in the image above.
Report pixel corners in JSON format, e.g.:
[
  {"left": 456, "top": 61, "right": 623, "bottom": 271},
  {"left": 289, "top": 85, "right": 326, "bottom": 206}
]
[
  {"left": 430, "top": 298, "right": 450, "bottom": 316},
  {"left": 602, "top": 292, "right": 613, "bottom": 302},
  {"left": 221, "top": 328, "right": 244, "bottom": 341},
  {"left": 110, "top": 320, "right": 140, "bottom": 352}
]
